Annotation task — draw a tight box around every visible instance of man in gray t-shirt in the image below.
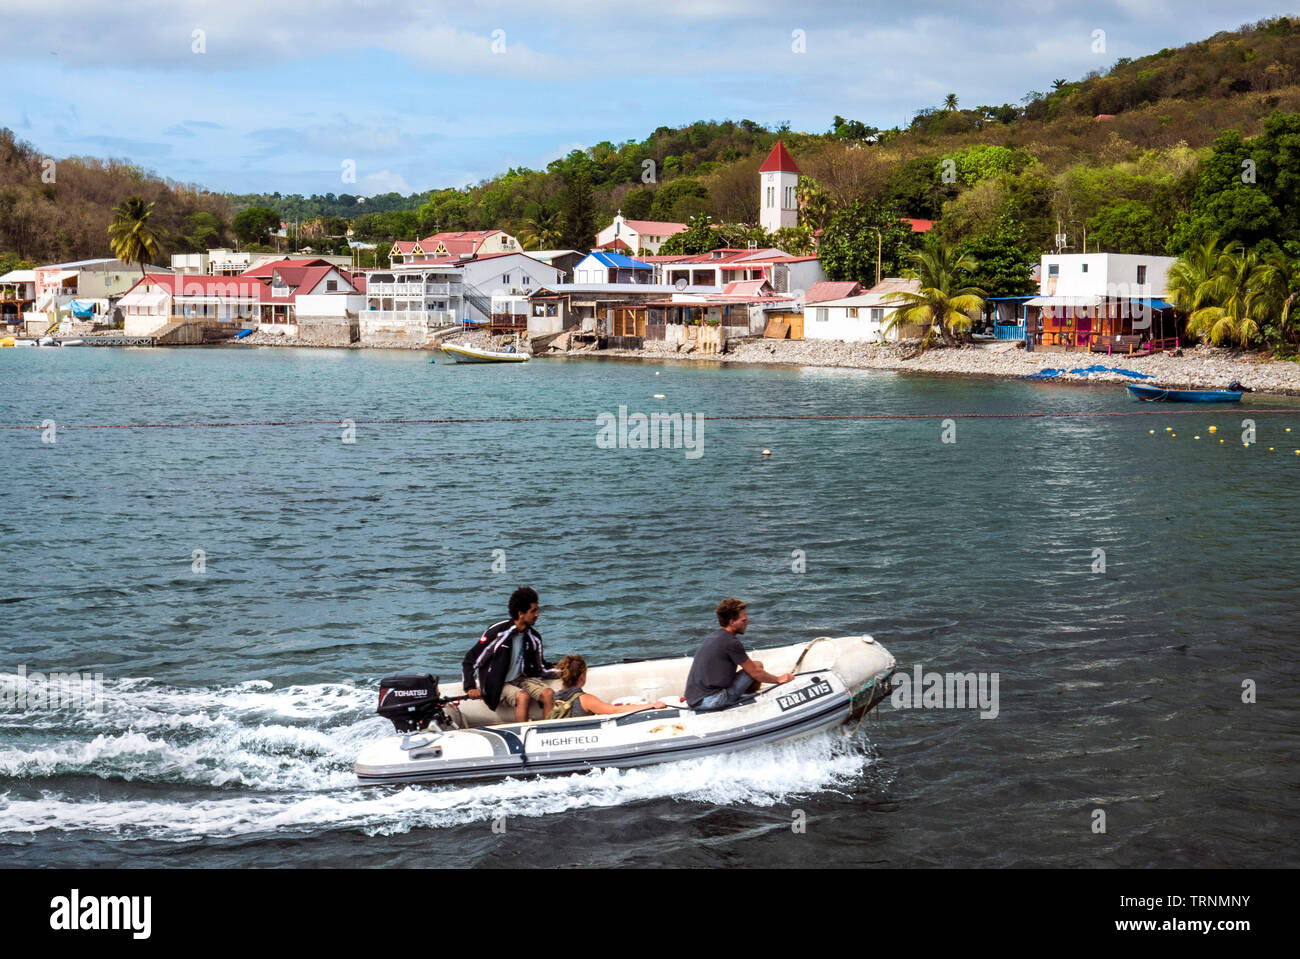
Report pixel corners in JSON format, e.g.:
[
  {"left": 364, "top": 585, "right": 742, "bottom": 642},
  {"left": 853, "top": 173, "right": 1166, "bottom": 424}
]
[{"left": 684, "top": 598, "right": 794, "bottom": 710}]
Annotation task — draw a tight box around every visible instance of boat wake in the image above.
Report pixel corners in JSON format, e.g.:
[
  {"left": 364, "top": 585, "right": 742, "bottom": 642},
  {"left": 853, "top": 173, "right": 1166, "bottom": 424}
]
[{"left": 0, "top": 677, "right": 882, "bottom": 842}]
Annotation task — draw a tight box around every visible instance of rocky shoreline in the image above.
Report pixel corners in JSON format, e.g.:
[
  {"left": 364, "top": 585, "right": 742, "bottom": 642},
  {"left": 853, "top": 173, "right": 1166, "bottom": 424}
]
[
  {"left": 590, "top": 338, "right": 1300, "bottom": 396},
  {"left": 201, "top": 328, "right": 1300, "bottom": 396}
]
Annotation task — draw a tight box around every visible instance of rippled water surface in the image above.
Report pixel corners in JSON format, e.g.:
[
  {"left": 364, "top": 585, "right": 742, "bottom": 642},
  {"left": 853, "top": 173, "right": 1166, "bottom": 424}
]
[{"left": 1, "top": 346, "right": 1297, "bottom": 867}]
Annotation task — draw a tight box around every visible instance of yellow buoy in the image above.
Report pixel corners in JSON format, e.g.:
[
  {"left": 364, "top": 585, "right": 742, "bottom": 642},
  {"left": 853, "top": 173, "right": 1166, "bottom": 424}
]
[
  {"left": 1208, "top": 426, "right": 1217, "bottom": 433},
  {"left": 1195, "top": 435, "right": 1200, "bottom": 440},
  {"left": 761, "top": 449, "right": 772, "bottom": 457},
  {"left": 1149, "top": 429, "right": 1155, "bottom": 434},
  {"left": 1165, "top": 427, "right": 1172, "bottom": 432},
  {"left": 1220, "top": 439, "right": 1225, "bottom": 443}
]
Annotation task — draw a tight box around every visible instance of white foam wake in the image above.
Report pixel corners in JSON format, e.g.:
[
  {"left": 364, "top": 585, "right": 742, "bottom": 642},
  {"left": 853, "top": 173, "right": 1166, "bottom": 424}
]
[{"left": 0, "top": 730, "right": 880, "bottom": 841}]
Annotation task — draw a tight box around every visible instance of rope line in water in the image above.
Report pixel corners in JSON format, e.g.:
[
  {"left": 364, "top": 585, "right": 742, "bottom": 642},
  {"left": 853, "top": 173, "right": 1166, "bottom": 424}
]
[{"left": 2, "top": 409, "right": 1299, "bottom": 430}]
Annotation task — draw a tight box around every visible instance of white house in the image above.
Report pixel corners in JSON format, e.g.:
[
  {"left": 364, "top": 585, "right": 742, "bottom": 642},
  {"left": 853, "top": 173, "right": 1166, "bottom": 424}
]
[
  {"left": 803, "top": 278, "right": 923, "bottom": 343},
  {"left": 361, "top": 251, "right": 562, "bottom": 343},
  {"left": 571, "top": 251, "right": 655, "bottom": 284},
  {"left": 1038, "top": 253, "right": 1175, "bottom": 298},
  {"left": 758, "top": 141, "right": 800, "bottom": 233},
  {"left": 595, "top": 214, "right": 687, "bottom": 255},
  {"left": 389, "top": 230, "right": 521, "bottom": 265},
  {"left": 659, "top": 247, "right": 827, "bottom": 293}
]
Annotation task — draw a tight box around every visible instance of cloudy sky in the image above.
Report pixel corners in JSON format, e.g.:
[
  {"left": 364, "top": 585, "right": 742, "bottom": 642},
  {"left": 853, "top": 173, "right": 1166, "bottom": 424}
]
[{"left": 1, "top": 1, "right": 1293, "bottom": 196}]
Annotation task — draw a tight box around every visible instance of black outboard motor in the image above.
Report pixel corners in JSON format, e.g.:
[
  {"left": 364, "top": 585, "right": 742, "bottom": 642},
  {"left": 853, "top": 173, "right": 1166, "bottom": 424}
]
[{"left": 377, "top": 674, "right": 444, "bottom": 732}]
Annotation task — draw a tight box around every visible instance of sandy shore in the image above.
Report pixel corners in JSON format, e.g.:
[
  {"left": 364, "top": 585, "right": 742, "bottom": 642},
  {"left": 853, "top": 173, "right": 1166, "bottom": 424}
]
[{"left": 586, "top": 338, "right": 1300, "bottom": 396}]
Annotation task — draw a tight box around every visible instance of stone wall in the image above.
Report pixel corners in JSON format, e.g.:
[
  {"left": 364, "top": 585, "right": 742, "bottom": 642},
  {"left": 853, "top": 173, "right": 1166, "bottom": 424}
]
[
  {"left": 297, "top": 317, "right": 359, "bottom": 346},
  {"left": 359, "top": 312, "right": 427, "bottom": 348}
]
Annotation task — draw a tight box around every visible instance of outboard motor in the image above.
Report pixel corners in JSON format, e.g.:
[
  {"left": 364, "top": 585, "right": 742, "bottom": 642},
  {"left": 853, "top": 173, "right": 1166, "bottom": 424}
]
[{"left": 377, "top": 674, "right": 444, "bottom": 732}]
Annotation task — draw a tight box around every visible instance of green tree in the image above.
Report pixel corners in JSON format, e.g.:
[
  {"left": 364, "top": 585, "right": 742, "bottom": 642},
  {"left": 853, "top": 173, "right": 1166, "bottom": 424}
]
[
  {"left": 884, "top": 156, "right": 956, "bottom": 219},
  {"left": 818, "top": 200, "right": 917, "bottom": 285},
  {"left": 621, "top": 188, "right": 655, "bottom": 219},
  {"left": 1185, "top": 249, "right": 1277, "bottom": 347},
  {"left": 658, "top": 215, "right": 721, "bottom": 255},
  {"left": 944, "top": 94, "right": 959, "bottom": 111},
  {"left": 233, "top": 205, "right": 281, "bottom": 246},
  {"left": 559, "top": 170, "right": 598, "bottom": 251},
  {"left": 882, "top": 240, "right": 987, "bottom": 350},
  {"left": 649, "top": 178, "right": 710, "bottom": 222},
  {"left": 107, "top": 196, "right": 163, "bottom": 276},
  {"left": 1086, "top": 200, "right": 1171, "bottom": 255},
  {"left": 956, "top": 215, "right": 1037, "bottom": 298}
]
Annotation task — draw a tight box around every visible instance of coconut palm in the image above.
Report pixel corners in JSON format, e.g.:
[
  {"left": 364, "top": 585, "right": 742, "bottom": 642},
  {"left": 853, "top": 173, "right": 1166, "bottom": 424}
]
[
  {"left": 520, "top": 209, "right": 562, "bottom": 249},
  {"left": 108, "top": 196, "right": 163, "bottom": 276},
  {"left": 1166, "top": 239, "right": 1222, "bottom": 318},
  {"left": 882, "top": 242, "right": 986, "bottom": 351},
  {"left": 943, "top": 93, "right": 959, "bottom": 111},
  {"left": 1185, "top": 250, "right": 1275, "bottom": 348},
  {"left": 1051, "top": 78, "right": 1068, "bottom": 92}
]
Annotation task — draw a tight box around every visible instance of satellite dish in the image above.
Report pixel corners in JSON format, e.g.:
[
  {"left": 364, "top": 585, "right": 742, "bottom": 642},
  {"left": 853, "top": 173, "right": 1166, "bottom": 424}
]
[{"left": 675, "top": 278, "right": 688, "bottom": 291}]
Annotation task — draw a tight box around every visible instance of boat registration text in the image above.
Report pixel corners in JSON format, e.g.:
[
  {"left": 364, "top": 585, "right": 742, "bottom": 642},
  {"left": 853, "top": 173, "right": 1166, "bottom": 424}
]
[{"left": 777, "top": 679, "right": 833, "bottom": 711}]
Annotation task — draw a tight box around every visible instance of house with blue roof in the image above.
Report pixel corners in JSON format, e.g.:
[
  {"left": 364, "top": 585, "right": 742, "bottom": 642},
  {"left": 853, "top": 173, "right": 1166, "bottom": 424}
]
[{"left": 572, "top": 251, "right": 655, "bottom": 285}]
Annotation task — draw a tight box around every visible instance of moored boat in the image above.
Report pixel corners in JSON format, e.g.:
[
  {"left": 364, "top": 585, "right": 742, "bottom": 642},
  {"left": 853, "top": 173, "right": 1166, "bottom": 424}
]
[
  {"left": 440, "top": 342, "right": 529, "bottom": 364},
  {"left": 356, "top": 634, "right": 896, "bottom": 785},
  {"left": 1126, "top": 383, "right": 1243, "bottom": 403}
]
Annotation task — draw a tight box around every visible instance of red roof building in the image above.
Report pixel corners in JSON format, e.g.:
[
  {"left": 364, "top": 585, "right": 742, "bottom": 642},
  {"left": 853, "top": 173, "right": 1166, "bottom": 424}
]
[{"left": 758, "top": 140, "right": 801, "bottom": 174}]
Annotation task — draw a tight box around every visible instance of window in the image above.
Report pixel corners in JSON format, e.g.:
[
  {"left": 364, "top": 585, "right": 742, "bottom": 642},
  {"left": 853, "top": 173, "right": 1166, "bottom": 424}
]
[
  {"left": 1081, "top": 263, "right": 1088, "bottom": 273},
  {"left": 326, "top": 280, "right": 337, "bottom": 291},
  {"left": 502, "top": 273, "right": 511, "bottom": 284},
  {"left": 847, "top": 308, "right": 858, "bottom": 318},
  {"left": 871, "top": 308, "right": 883, "bottom": 323},
  {"left": 767, "top": 187, "right": 775, "bottom": 208},
  {"left": 1136, "top": 265, "right": 1147, "bottom": 284},
  {"left": 521, "top": 275, "right": 531, "bottom": 286},
  {"left": 814, "top": 308, "right": 828, "bottom": 323},
  {"left": 1048, "top": 264, "right": 1059, "bottom": 277},
  {"left": 784, "top": 185, "right": 795, "bottom": 208}
]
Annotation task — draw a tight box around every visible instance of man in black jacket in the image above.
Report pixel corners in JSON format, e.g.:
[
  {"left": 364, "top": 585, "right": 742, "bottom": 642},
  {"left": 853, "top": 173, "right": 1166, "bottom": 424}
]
[{"left": 461, "top": 586, "right": 556, "bottom": 722}]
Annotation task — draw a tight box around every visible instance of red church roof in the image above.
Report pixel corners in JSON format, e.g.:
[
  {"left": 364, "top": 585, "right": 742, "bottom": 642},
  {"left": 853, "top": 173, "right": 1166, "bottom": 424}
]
[{"left": 758, "top": 140, "right": 801, "bottom": 174}]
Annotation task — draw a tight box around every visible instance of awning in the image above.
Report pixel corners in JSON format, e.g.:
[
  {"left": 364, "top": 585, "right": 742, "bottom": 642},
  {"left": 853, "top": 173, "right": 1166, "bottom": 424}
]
[{"left": 1136, "top": 298, "right": 1174, "bottom": 310}]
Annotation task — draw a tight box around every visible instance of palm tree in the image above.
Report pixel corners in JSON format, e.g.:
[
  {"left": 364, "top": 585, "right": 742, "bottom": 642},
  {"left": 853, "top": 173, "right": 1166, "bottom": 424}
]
[
  {"left": 882, "top": 242, "right": 986, "bottom": 351},
  {"left": 1051, "top": 78, "right": 1068, "bottom": 92},
  {"left": 943, "top": 93, "right": 959, "bottom": 111},
  {"left": 1166, "top": 239, "right": 1222, "bottom": 318},
  {"left": 108, "top": 196, "right": 163, "bottom": 276},
  {"left": 1185, "top": 250, "right": 1275, "bottom": 348},
  {"left": 520, "top": 209, "right": 562, "bottom": 249}
]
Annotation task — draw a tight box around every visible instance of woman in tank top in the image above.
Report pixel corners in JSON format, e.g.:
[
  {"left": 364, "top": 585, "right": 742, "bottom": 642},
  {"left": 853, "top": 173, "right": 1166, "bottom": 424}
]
[{"left": 554, "top": 655, "right": 667, "bottom": 716}]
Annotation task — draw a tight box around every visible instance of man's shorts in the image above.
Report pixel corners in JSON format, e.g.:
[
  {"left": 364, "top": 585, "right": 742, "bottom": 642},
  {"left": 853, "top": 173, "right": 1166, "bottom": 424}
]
[{"left": 499, "top": 676, "right": 551, "bottom": 707}]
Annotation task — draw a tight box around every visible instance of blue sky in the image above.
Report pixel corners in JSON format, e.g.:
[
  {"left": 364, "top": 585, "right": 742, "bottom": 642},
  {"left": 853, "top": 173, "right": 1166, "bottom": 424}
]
[{"left": 2, "top": 1, "right": 1294, "bottom": 196}]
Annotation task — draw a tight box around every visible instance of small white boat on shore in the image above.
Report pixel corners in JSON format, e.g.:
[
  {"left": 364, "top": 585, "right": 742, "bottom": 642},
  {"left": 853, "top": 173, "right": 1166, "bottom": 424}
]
[
  {"left": 440, "top": 342, "right": 529, "bottom": 364},
  {"left": 356, "top": 634, "right": 896, "bottom": 785}
]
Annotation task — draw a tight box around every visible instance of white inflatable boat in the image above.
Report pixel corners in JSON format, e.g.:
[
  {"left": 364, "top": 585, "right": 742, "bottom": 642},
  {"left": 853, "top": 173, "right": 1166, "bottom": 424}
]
[
  {"left": 356, "top": 634, "right": 895, "bottom": 785},
  {"left": 440, "top": 342, "right": 529, "bottom": 363}
]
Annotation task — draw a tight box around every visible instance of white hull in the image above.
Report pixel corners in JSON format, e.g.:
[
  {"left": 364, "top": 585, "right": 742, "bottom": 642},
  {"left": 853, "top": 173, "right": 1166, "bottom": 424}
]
[
  {"left": 356, "top": 634, "right": 896, "bottom": 785},
  {"left": 440, "top": 343, "right": 529, "bottom": 363}
]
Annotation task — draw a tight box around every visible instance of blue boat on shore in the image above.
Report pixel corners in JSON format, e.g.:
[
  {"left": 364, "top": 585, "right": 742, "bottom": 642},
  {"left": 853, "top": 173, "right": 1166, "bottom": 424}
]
[{"left": 1126, "top": 383, "right": 1243, "bottom": 403}]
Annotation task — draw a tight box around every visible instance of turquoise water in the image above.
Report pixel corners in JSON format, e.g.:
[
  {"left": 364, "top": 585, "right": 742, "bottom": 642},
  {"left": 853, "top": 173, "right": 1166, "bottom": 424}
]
[{"left": 1, "top": 345, "right": 1297, "bottom": 866}]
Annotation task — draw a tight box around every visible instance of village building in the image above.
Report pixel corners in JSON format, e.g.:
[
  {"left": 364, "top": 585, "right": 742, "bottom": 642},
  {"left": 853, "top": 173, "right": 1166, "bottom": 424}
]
[
  {"left": 571, "top": 251, "right": 655, "bottom": 284},
  {"left": 658, "top": 247, "right": 827, "bottom": 292},
  {"left": 118, "top": 258, "right": 363, "bottom": 338},
  {"left": 802, "top": 278, "right": 926, "bottom": 343},
  {"left": 759, "top": 141, "right": 800, "bottom": 233},
  {"left": 594, "top": 214, "right": 688, "bottom": 255},
  {"left": 1022, "top": 253, "right": 1178, "bottom": 350},
  {"left": 524, "top": 250, "right": 585, "bottom": 281},
  {"left": 388, "top": 230, "right": 521, "bottom": 266},
  {"left": 360, "top": 251, "right": 561, "bottom": 344}
]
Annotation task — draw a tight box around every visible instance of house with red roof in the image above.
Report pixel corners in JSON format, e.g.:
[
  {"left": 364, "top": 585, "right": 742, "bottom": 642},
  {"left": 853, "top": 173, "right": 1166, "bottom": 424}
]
[
  {"left": 389, "top": 230, "right": 521, "bottom": 265},
  {"left": 594, "top": 214, "right": 688, "bottom": 255},
  {"left": 658, "top": 247, "right": 827, "bottom": 293},
  {"left": 118, "top": 258, "right": 363, "bottom": 337},
  {"left": 759, "top": 140, "right": 801, "bottom": 233}
]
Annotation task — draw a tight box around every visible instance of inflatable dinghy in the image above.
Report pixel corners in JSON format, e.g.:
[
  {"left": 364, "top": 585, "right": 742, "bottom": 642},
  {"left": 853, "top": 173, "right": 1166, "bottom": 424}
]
[{"left": 356, "top": 634, "right": 895, "bottom": 785}]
